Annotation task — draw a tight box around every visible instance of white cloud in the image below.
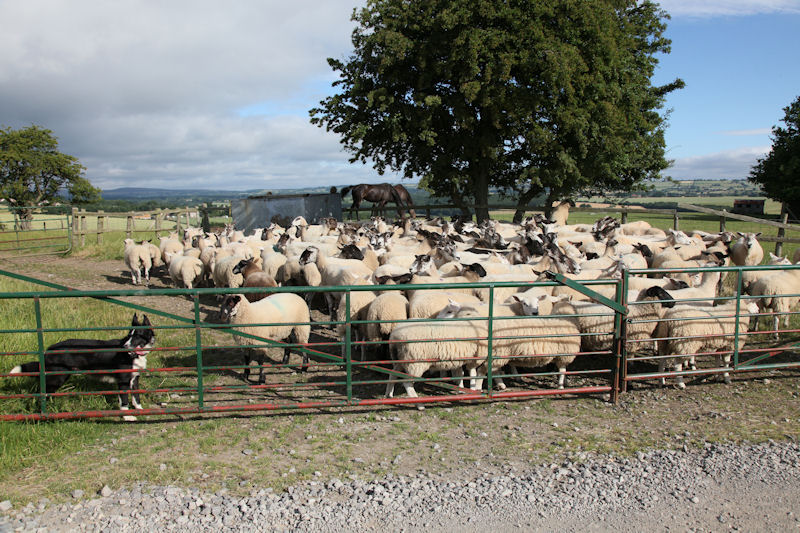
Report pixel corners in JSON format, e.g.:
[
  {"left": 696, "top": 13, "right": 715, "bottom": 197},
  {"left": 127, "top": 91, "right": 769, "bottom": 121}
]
[
  {"left": 658, "top": 0, "right": 800, "bottom": 17},
  {"left": 666, "top": 146, "right": 770, "bottom": 179},
  {"left": 718, "top": 128, "right": 773, "bottom": 136},
  {"left": 0, "top": 0, "right": 384, "bottom": 191}
]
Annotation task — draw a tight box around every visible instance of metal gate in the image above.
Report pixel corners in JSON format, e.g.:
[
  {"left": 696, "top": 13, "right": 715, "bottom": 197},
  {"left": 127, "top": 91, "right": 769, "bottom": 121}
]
[
  {"left": 0, "top": 207, "right": 72, "bottom": 256},
  {"left": 0, "top": 269, "right": 624, "bottom": 421},
  {"left": 621, "top": 264, "right": 800, "bottom": 391}
]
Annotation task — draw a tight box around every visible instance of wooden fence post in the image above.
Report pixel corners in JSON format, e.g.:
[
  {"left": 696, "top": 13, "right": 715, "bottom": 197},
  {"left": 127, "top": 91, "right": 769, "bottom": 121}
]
[
  {"left": 621, "top": 209, "right": 628, "bottom": 224},
  {"left": 719, "top": 210, "right": 727, "bottom": 232},
  {"left": 126, "top": 215, "right": 133, "bottom": 239},
  {"left": 776, "top": 203, "right": 788, "bottom": 256},
  {"left": 80, "top": 210, "right": 87, "bottom": 247},
  {"left": 673, "top": 210, "right": 679, "bottom": 230},
  {"left": 97, "top": 210, "right": 104, "bottom": 244},
  {"left": 176, "top": 209, "right": 182, "bottom": 236},
  {"left": 71, "top": 207, "right": 78, "bottom": 248}
]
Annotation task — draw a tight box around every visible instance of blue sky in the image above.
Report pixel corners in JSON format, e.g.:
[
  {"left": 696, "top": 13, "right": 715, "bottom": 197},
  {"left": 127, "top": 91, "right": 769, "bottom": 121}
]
[
  {"left": 655, "top": 7, "right": 800, "bottom": 179},
  {"left": 0, "top": 1, "right": 798, "bottom": 191}
]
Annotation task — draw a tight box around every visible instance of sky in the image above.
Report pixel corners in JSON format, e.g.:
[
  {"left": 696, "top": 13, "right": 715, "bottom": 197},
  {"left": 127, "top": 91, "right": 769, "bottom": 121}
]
[{"left": 1, "top": 1, "right": 799, "bottom": 192}]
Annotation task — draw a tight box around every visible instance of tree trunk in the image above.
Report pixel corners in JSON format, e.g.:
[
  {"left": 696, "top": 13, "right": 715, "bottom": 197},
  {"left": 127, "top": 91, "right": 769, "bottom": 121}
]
[
  {"left": 543, "top": 189, "right": 559, "bottom": 220},
  {"left": 473, "top": 168, "right": 490, "bottom": 223},
  {"left": 15, "top": 208, "right": 34, "bottom": 230},
  {"left": 512, "top": 187, "right": 543, "bottom": 224}
]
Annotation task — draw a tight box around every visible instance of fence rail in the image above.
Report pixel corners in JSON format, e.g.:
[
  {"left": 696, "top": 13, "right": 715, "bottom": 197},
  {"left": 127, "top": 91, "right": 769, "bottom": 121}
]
[{"left": 68, "top": 204, "right": 231, "bottom": 246}]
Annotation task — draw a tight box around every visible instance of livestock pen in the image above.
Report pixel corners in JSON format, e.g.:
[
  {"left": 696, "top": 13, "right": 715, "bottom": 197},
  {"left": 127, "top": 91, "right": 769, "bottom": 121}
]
[
  {"left": 0, "top": 269, "right": 625, "bottom": 421},
  {"left": 1, "top": 264, "right": 799, "bottom": 422}
]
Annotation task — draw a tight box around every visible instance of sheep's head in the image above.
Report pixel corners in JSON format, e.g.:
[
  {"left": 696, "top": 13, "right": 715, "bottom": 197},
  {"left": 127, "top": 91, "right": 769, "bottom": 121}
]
[
  {"left": 232, "top": 258, "right": 252, "bottom": 275},
  {"left": 436, "top": 299, "right": 463, "bottom": 319},
  {"left": 339, "top": 243, "right": 364, "bottom": 260},
  {"left": 220, "top": 295, "right": 243, "bottom": 320},
  {"left": 299, "top": 246, "right": 319, "bottom": 265},
  {"left": 410, "top": 254, "right": 434, "bottom": 274},
  {"left": 639, "top": 286, "right": 676, "bottom": 309},
  {"left": 463, "top": 263, "right": 487, "bottom": 278}
]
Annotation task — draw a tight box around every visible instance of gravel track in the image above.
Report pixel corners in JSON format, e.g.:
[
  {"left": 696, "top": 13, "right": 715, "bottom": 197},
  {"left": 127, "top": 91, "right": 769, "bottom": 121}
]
[{"left": 3, "top": 440, "right": 799, "bottom": 532}]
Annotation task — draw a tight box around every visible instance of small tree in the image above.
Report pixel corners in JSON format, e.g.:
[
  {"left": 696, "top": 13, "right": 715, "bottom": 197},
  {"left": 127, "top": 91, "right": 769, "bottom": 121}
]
[
  {"left": 749, "top": 96, "right": 800, "bottom": 217},
  {"left": 0, "top": 125, "right": 100, "bottom": 229}
]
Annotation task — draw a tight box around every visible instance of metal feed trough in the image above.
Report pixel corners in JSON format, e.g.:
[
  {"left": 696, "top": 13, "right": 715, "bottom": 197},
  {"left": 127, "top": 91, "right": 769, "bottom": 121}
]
[
  {"left": 231, "top": 193, "right": 342, "bottom": 235},
  {"left": 1, "top": 265, "right": 799, "bottom": 421}
]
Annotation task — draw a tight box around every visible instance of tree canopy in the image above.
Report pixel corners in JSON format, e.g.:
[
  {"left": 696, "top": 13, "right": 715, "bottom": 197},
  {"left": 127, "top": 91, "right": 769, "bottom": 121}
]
[
  {"left": 0, "top": 125, "right": 99, "bottom": 226},
  {"left": 311, "top": 0, "right": 683, "bottom": 221},
  {"left": 749, "top": 96, "right": 800, "bottom": 217}
]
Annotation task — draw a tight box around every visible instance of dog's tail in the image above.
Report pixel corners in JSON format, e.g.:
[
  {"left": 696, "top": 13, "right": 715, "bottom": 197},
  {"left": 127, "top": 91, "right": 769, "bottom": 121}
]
[{"left": 10, "top": 362, "right": 38, "bottom": 375}]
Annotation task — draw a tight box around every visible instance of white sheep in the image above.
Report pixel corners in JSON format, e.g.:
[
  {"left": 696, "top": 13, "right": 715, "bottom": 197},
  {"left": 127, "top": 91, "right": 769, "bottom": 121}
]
[
  {"left": 363, "top": 291, "right": 409, "bottom": 361},
  {"left": 159, "top": 235, "right": 183, "bottom": 265},
  {"left": 212, "top": 254, "right": 247, "bottom": 288},
  {"left": 463, "top": 293, "right": 582, "bottom": 391},
  {"left": 730, "top": 232, "right": 763, "bottom": 267},
  {"left": 123, "top": 238, "right": 152, "bottom": 285},
  {"left": 386, "top": 306, "right": 486, "bottom": 398},
  {"left": 333, "top": 281, "right": 377, "bottom": 360},
  {"left": 167, "top": 253, "right": 205, "bottom": 289},
  {"left": 655, "top": 301, "right": 759, "bottom": 388},
  {"left": 220, "top": 293, "right": 312, "bottom": 382},
  {"left": 748, "top": 264, "right": 800, "bottom": 339},
  {"left": 565, "top": 286, "right": 676, "bottom": 354}
]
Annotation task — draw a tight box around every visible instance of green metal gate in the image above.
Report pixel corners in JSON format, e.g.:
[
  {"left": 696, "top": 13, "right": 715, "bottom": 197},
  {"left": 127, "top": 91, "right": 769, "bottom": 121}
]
[{"left": 0, "top": 207, "right": 72, "bottom": 256}]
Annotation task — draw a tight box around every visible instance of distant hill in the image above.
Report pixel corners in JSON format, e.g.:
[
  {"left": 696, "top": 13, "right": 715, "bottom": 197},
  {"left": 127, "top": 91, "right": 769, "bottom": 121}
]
[{"left": 100, "top": 187, "right": 258, "bottom": 201}]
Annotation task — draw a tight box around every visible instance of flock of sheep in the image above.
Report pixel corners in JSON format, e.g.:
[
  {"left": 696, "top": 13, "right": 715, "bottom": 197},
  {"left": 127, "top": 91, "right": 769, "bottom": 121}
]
[{"left": 119, "top": 200, "right": 800, "bottom": 398}]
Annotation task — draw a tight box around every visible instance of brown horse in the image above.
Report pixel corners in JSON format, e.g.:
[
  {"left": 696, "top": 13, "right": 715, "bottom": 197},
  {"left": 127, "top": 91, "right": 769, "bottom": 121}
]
[
  {"left": 392, "top": 184, "right": 416, "bottom": 218},
  {"left": 340, "top": 183, "right": 413, "bottom": 219}
]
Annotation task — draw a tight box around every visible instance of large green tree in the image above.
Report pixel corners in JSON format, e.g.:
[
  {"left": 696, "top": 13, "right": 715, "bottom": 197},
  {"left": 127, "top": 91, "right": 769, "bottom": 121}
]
[
  {"left": 311, "top": 0, "right": 683, "bottom": 221},
  {"left": 0, "top": 125, "right": 99, "bottom": 228},
  {"left": 749, "top": 96, "right": 800, "bottom": 217}
]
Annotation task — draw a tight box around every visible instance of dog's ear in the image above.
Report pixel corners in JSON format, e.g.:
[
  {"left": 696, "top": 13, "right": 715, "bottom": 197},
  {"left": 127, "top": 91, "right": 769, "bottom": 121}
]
[
  {"left": 132, "top": 314, "right": 140, "bottom": 326},
  {"left": 141, "top": 314, "right": 151, "bottom": 326}
]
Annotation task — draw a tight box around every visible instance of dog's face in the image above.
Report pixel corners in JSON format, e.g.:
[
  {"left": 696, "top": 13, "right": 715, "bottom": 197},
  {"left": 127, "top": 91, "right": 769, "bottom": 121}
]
[{"left": 123, "top": 314, "right": 155, "bottom": 357}]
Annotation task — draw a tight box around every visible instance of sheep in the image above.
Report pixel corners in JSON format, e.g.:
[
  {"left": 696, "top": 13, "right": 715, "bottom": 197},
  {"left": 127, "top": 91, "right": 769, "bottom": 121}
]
[
  {"left": 550, "top": 200, "right": 573, "bottom": 226},
  {"left": 363, "top": 292, "right": 409, "bottom": 361},
  {"left": 232, "top": 258, "right": 278, "bottom": 302},
  {"left": 159, "top": 236, "right": 183, "bottom": 265},
  {"left": 386, "top": 306, "right": 487, "bottom": 398},
  {"left": 566, "top": 286, "right": 676, "bottom": 354},
  {"left": 655, "top": 301, "right": 760, "bottom": 388},
  {"left": 260, "top": 249, "right": 289, "bottom": 279},
  {"left": 219, "top": 293, "right": 312, "bottom": 383},
  {"left": 333, "top": 280, "right": 377, "bottom": 360},
  {"left": 142, "top": 240, "right": 163, "bottom": 272},
  {"left": 408, "top": 290, "right": 483, "bottom": 319},
  {"left": 299, "top": 246, "right": 374, "bottom": 317},
  {"left": 212, "top": 254, "right": 247, "bottom": 288},
  {"left": 742, "top": 252, "right": 792, "bottom": 292},
  {"left": 167, "top": 253, "right": 205, "bottom": 289},
  {"left": 460, "top": 293, "right": 581, "bottom": 391},
  {"left": 730, "top": 232, "right": 763, "bottom": 267},
  {"left": 123, "top": 238, "right": 152, "bottom": 285},
  {"left": 662, "top": 268, "right": 721, "bottom": 306},
  {"left": 748, "top": 264, "right": 800, "bottom": 339}
]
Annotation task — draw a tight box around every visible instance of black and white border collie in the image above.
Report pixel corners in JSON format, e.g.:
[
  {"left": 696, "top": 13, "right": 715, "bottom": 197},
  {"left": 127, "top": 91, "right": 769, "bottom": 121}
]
[{"left": 11, "top": 314, "right": 155, "bottom": 421}]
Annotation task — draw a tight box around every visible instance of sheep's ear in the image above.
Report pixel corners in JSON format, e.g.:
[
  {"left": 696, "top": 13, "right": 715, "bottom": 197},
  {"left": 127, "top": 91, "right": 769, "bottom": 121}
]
[
  {"left": 510, "top": 295, "right": 522, "bottom": 303},
  {"left": 754, "top": 232, "right": 762, "bottom": 238}
]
